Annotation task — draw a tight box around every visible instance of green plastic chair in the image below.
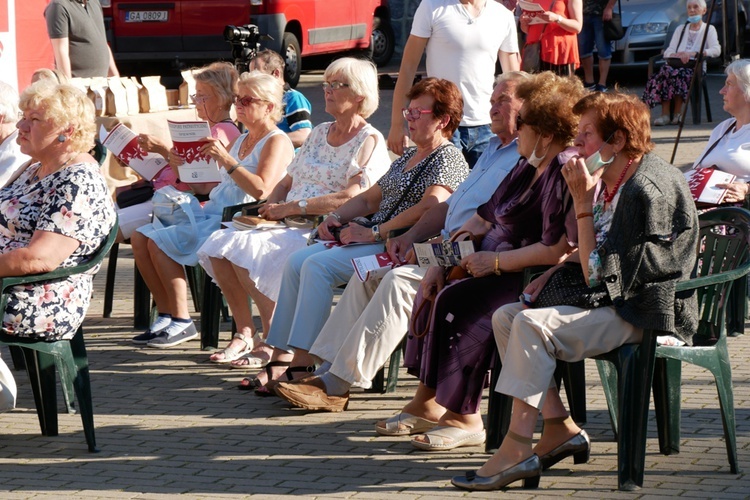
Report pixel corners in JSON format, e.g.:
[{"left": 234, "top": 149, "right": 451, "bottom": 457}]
[
  {"left": 0, "top": 220, "right": 119, "bottom": 452},
  {"left": 597, "top": 206, "right": 750, "bottom": 487}
]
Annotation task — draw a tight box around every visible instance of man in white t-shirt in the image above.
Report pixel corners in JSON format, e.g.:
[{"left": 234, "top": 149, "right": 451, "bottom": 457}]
[{"left": 387, "top": 0, "right": 520, "bottom": 168}]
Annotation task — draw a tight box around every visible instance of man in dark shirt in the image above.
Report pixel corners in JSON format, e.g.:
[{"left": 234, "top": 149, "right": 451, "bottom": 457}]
[
  {"left": 578, "top": 0, "right": 616, "bottom": 92},
  {"left": 45, "top": 0, "right": 119, "bottom": 78}
]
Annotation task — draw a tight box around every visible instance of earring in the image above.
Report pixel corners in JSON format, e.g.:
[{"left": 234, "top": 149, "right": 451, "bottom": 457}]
[{"left": 57, "top": 134, "right": 67, "bottom": 143}]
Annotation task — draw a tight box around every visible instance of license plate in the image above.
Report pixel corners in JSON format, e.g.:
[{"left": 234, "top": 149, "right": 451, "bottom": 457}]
[{"left": 125, "top": 10, "right": 168, "bottom": 22}]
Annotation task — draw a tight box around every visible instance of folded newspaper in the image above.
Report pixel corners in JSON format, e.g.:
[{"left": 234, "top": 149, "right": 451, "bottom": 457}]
[{"left": 413, "top": 240, "right": 475, "bottom": 268}]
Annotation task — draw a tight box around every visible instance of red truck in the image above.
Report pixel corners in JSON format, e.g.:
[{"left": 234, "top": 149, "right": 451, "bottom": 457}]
[{"left": 101, "top": 0, "right": 395, "bottom": 87}]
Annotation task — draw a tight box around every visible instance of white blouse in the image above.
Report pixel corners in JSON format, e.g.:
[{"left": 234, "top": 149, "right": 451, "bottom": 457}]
[{"left": 693, "top": 118, "right": 750, "bottom": 181}]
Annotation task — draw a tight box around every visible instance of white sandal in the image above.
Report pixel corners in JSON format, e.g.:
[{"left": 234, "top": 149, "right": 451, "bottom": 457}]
[{"left": 209, "top": 332, "right": 254, "bottom": 364}]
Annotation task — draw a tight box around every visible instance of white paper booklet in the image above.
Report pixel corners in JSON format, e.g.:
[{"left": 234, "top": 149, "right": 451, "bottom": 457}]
[
  {"left": 519, "top": 0, "right": 547, "bottom": 24},
  {"left": 684, "top": 167, "right": 736, "bottom": 205},
  {"left": 168, "top": 120, "right": 221, "bottom": 183},
  {"left": 351, "top": 252, "right": 395, "bottom": 282},
  {"left": 100, "top": 123, "right": 168, "bottom": 180},
  {"left": 413, "top": 240, "right": 476, "bottom": 268}
]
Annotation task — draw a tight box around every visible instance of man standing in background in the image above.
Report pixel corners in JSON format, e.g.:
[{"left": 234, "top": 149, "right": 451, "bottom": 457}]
[
  {"left": 45, "top": 0, "right": 120, "bottom": 78},
  {"left": 578, "top": 0, "right": 616, "bottom": 92}
]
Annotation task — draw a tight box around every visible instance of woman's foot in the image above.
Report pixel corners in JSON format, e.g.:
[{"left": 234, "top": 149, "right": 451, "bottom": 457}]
[
  {"left": 238, "top": 360, "right": 291, "bottom": 390},
  {"left": 411, "top": 410, "right": 484, "bottom": 447},
  {"left": 533, "top": 417, "right": 590, "bottom": 470},
  {"left": 671, "top": 113, "right": 682, "bottom": 125},
  {"left": 375, "top": 400, "right": 444, "bottom": 435},
  {"left": 229, "top": 342, "right": 273, "bottom": 368},
  {"left": 209, "top": 332, "right": 255, "bottom": 363},
  {"left": 653, "top": 114, "right": 671, "bottom": 126}
]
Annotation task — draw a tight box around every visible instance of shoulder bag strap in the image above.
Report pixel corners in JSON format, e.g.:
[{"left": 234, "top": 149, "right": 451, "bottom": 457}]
[{"left": 695, "top": 121, "right": 736, "bottom": 168}]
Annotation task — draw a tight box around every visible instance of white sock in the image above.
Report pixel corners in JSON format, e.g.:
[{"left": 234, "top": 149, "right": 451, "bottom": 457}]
[
  {"left": 149, "top": 314, "right": 172, "bottom": 333},
  {"left": 319, "top": 372, "right": 351, "bottom": 396},
  {"left": 314, "top": 361, "right": 332, "bottom": 376},
  {"left": 162, "top": 319, "right": 193, "bottom": 337}
]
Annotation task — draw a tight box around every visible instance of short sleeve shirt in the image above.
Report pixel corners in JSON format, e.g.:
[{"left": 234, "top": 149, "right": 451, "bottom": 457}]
[
  {"left": 279, "top": 89, "right": 312, "bottom": 133},
  {"left": 45, "top": 0, "right": 111, "bottom": 78}
]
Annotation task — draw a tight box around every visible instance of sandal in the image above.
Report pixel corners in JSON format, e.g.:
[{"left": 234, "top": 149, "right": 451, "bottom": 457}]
[
  {"left": 375, "top": 412, "right": 438, "bottom": 436},
  {"left": 209, "top": 332, "right": 253, "bottom": 364},
  {"left": 238, "top": 360, "right": 291, "bottom": 390},
  {"left": 410, "top": 426, "right": 486, "bottom": 451},
  {"left": 255, "top": 365, "right": 316, "bottom": 397},
  {"left": 229, "top": 349, "right": 271, "bottom": 370}
]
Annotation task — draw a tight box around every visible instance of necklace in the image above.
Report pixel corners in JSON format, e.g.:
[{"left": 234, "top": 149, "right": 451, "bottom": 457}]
[
  {"left": 32, "top": 155, "right": 77, "bottom": 183},
  {"left": 602, "top": 157, "right": 634, "bottom": 204},
  {"left": 239, "top": 130, "right": 269, "bottom": 158}
]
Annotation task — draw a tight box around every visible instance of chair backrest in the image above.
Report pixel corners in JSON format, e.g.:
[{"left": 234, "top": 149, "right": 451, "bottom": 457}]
[{"left": 691, "top": 207, "right": 750, "bottom": 345}]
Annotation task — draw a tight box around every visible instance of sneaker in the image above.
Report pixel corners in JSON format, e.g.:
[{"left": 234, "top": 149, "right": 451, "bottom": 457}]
[
  {"left": 594, "top": 84, "right": 608, "bottom": 92},
  {"left": 132, "top": 329, "right": 162, "bottom": 345},
  {"left": 583, "top": 81, "right": 596, "bottom": 91},
  {"left": 146, "top": 321, "right": 198, "bottom": 348}
]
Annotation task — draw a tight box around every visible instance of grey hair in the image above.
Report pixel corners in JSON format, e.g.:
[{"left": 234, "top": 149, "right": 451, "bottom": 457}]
[
  {"left": 0, "top": 80, "right": 19, "bottom": 123},
  {"left": 687, "top": 0, "right": 707, "bottom": 9},
  {"left": 726, "top": 59, "right": 750, "bottom": 102},
  {"left": 324, "top": 57, "right": 379, "bottom": 118},
  {"left": 495, "top": 71, "right": 533, "bottom": 87}
]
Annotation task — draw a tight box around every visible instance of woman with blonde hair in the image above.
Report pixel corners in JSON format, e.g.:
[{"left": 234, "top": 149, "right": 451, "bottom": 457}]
[{"left": 131, "top": 70, "right": 294, "bottom": 348}]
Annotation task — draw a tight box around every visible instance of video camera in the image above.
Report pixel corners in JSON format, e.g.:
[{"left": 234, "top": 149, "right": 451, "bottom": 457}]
[{"left": 223, "top": 24, "right": 273, "bottom": 73}]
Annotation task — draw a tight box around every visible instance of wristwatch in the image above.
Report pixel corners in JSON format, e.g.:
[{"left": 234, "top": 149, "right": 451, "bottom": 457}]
[
  {"left": 371, "top": 225, "right": 383, "bottom": 242},
  {"left": 298, "top": 199, "right": 308, "bottom": 216}
]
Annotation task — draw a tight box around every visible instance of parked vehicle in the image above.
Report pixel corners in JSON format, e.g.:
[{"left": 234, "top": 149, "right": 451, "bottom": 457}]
[
  {"left": 610, "top": 0, "right": 748, "bottom": 67},
  {"left": 100, "top": 0, "right": 395, "bottom": 87}
]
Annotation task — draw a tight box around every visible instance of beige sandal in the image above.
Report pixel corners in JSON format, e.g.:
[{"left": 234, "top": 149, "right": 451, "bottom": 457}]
[
  {"left": 410, "top": 426, "right": 486, "bottom": 451},
  {"left": 209, "top": 332, "right": 253, "bottom": 364},
  {"left": 375, "top": 412, "right": 438, "bottom": 436}
]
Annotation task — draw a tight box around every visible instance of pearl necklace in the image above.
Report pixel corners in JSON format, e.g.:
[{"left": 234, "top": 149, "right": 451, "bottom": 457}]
[{"left": 602, "top": 157, "right": 634, "bottom": 204}]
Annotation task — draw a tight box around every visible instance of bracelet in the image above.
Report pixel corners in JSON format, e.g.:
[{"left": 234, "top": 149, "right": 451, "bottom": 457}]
[
  {"left": 576, "top": 212, "right": 594, "bottom": 220},
  {"left": 328, "top": 212, "right": 342, "bottom": 222},
  {"left": 227, "top": 163, "right": 240, "bottom": 175},
  {"left": 494, "top": 252, "right": 502, "bottom": 275}
]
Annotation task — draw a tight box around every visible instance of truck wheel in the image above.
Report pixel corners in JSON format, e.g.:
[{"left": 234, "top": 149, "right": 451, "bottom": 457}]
[
  {"left": 371, "top": 16, "right": 395, "bottom": 67},
  {"left": 282, "top": 32, "right": 301, "bottom": 88}
]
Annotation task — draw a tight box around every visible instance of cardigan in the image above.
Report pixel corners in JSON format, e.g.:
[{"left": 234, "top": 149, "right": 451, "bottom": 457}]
[{"left": 599, "top": 153, "right": 699, "bottom": 345}]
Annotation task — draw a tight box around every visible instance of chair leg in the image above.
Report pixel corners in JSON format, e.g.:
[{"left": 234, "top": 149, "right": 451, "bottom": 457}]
[
  {"left": 595, "top": 358, "right": 620, "bottom": 440},
  {"left": 103, "top": 242, "right": 118, "bottom": 318},
  {"left": 133, "top": 265, "right": 151, "bottom": 329},
  {"left": 691, "top": 73, "right": 703, "bottom": 125},
  {"left": 702, "top": 78, "right": 712, "bottom": 123},
  {"left": 200, "top": 277, "right": 223, "bottom": 350},
  {"left": 727, "top": 276, "right": 747, "bottom": 336},
  {"left": 9, "top": 345, "right": 25, "bottom": 371},
  {"left": 385, "top": 344, "right": 402, "bottom": 393},
  {"left": 24, "top": 348, "right": 59, "bottom": 437},
  {"left": 186, "top": 266, "right": 204, "bottom": 313},
  {"left": 652, "top": 357, "right": 681, "bottom": 455},
  {"left": 69, "top": 328, "right": 98, "bottom": 452},
  {"left": 368, "top": 367, "right": 385, "bottom": 393},
  {"left": 712, "top": 339, "right": 740, "bottom": 473},
  {"left": 557, "top": 360, "right": 587, "bottom": 425}
]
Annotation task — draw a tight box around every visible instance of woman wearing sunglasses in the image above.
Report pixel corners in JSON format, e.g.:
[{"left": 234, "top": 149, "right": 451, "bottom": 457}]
[
  {"left": 198, "top": 57, "right": 390, "bottom": 366},
  {"left": 130, "top": 70, "right": 294, "bottom": 347},
  {"left": 368, "top": 72, "right": 584, "bottom": 449},
  {"left": 115, "top": 62, "right": 242, "bottom": 243}
]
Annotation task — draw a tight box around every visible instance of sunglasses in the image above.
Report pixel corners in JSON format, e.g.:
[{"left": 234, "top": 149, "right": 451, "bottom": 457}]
[
  {"left": 516, "top": 114, "right": 532, "bottom": 130},
  {"left": 322, "top": 81, "right": 350, "bottom": 91},
  {"left": 402, "top": 107, "right": 434, "bottom": 121},
  {"left": 233, "top": 95, "right": 265, "bottom": 107},
  {"left": 189, "top": 94, "right": 209, "bottom": 104}
]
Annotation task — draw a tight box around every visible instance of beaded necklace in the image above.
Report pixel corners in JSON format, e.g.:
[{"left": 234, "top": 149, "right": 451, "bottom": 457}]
[{"left": 602, "top": 157, "right": 633, "bottom": 204}]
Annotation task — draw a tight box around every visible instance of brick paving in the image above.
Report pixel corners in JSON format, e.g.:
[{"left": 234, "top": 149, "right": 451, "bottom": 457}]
[{"left": 1, "top": 71, "right": 749, "bottom": 498}]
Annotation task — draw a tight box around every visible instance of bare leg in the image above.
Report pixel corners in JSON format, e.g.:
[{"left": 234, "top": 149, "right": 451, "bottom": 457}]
[
  {"left": 661, "top": 100, "right": 671, "bottom": 118},
  {"left": 376, "top": 382, "right": 446, "bottom": 432},
  {"left": 208, "top": 257, "right": 257, "bottom": 361},
  {"left": 148, "top": 238, "right": 190, "bottom": 319},
  {"left": 476, "top": 398, "right": 538, "bottom": 477},
  {"left": 233, "top": 263, "right": 275, "bottom": 337},
  {"left": 288, "top": 348, "right": 318, "bottom": 370},
  {"left": 131, "top": 231, "right": 173, "bottom": 315},
  {"left": 581, "top": 55, "right": 595, "bottom": 84},
  {"left": 673, "top": 96, "right": 684, "bottom": 116},
  {"left": 532, "top": 388, "right": 582, "bottom": 457},
  {"left": 240, "top": 346, "right": 294, "bottom": 388}
]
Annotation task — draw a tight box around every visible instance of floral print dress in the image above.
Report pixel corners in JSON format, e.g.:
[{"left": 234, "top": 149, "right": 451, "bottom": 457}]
[{"left": 0, "top": 161, "right": 116, "bottom": 340}]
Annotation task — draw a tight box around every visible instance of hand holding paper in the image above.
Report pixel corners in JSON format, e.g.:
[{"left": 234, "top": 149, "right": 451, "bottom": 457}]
[{"left": 168, "top": 120, "right": 222, "bottom": 183}]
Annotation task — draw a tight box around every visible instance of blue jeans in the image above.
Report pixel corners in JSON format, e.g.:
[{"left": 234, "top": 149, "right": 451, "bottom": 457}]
[
  {"left": 578, "top": 15, "right": 612, "bottom": 60},
  {"left": 451, "top": 124, "right": 493, "bottom": 169}
]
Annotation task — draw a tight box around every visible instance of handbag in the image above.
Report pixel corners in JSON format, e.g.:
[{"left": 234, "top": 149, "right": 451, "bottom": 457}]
[
  {"left": 603, "top": 0, "right": 625, "bottom": 41},
  {"left": 150, "top": 185, "right": 206, "bottom": 257},
  {"left": 534, "top": 262, "right": 612, "bottom": 309},
  {"left": 521, "top": 42, "right": 542, "bottom": 73},
  {"left": 115, "top": 179, "right": 154, "bottom": 209},
  {"left": 665, "top": 23, "right": 698, "bottom": 70}
]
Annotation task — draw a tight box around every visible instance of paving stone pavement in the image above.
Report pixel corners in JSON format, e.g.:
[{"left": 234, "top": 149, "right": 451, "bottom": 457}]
[{"left": 1, "top": 71, "right": 750, "bottom": 499}]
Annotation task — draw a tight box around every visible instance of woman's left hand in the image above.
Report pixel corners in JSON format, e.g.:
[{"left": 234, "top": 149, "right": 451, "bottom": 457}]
[
  {"left": 200, "top": 137, "right": 234, "bottom": 169},
  {"left": 460, "top": 251, "right": 496, "bottom": 278},
  {"left": 338, "top": 222, "right": 373, "bottom": 244},
  {"left": 537, "top": 11, "right": 561, "bottom": 23},
  {"left": 717, "top": 181, "right": 750, "bottom": 204}
]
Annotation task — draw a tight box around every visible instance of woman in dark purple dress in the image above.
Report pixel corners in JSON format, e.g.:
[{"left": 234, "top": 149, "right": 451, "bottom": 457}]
[{"left": 378, "top": 73, "right": 585, "bottom": 451}]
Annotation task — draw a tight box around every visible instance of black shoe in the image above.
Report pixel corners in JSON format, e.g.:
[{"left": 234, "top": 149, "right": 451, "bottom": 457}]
[
  {"left": 538, "top": 430, "right": 590, "bottom": 471},
  {"left": 451, "top": 455, "right": 541, "bottom": 491}
]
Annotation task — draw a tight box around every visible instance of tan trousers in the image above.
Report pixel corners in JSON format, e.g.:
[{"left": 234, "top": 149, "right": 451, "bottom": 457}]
[{"left": 492, "top": 301, "right": 643, "bottom": 410}]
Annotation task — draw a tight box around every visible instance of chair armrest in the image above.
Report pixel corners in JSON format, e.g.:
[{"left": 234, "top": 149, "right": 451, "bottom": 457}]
[
  {"left": 648, "top": 50, "right": 665, "bottom": 78},
  {"left": 675, "top": 261, "right": 750, "bottom": 293}
]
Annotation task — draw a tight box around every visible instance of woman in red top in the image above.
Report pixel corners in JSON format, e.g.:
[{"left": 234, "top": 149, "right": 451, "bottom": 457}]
[{"left": 521, "top": 0, "right": 583, "bottom": 76}]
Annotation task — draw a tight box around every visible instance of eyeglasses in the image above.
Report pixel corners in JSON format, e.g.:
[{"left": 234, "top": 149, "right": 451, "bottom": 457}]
[
  {"left": 402, "top": 107, "right": 434, "bottom": 121},
  {"left": 233, "top": 95, "right": 265, "bottom": 107},
  {"left": 190, "top": 94, "right": 209, "bottom": 105},
  {"left": 322, "top": 81, "right": 350, "bottom": 91},
  {"left": 516, "top": 114, "right": 532, "bottom": 130}
]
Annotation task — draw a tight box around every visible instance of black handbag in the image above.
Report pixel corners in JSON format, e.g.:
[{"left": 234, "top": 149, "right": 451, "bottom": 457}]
[
  {"left": 115, "top": 179, "right": 154, "bottom": 208},
  {"left": 665, "top": 23, "right": 698, "bottom": 70},
  {"left": 534, "top": 262, "right": 612, "bottom": 309},
  {"left": 603, "top": 0, "right": 625, "bottom": 42}
]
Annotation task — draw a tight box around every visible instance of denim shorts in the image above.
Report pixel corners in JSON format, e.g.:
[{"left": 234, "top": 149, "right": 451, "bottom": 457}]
[
  {"left": 578, "top": 15, "right": 612, "bottom": 60},
  {"left": 450, "top": 124, "right": 493, "bottom": 169}
]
